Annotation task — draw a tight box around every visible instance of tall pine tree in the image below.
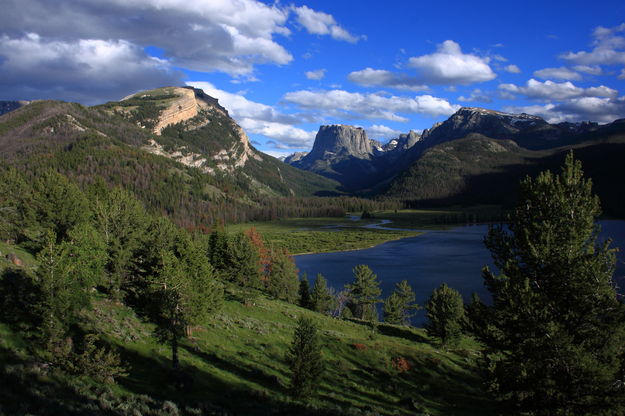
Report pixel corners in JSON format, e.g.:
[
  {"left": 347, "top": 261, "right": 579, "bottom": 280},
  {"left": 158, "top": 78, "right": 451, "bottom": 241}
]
[
  {"left": 346, "top": 264, "right": 381, "bottom": 321},
  {"left": 475, "top": 153, "right": 625, "bottom": 415},
  {"left": 286, "top": 316, "right": 324, "bottom": 400}
]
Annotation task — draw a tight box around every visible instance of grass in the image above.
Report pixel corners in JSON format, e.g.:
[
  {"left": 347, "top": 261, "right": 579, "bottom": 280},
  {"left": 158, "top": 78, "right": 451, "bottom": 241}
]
[
  {"left": 224, "top": 206, "right": 505, "bottom": 255},
  {"left": 0, "top": 286, "right": 496, "bottom": 415},
  {"left": 225, "top": 217, "right": 421, "bottom": 254},
  {"left": 0, "top": 241, "right": 37, "bottom": 272}
]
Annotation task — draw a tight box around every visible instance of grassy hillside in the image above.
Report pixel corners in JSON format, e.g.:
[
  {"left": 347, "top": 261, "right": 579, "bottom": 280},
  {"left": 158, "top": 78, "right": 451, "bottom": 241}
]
[{"left": 0, "top": 281, "right": 495, "bottom": 416}]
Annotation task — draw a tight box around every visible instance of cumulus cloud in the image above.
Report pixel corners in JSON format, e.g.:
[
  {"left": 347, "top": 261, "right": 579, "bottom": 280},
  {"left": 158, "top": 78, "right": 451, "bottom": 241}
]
[
  {"left": 533, "top": 67, "right": 581, "bottom": 81},
  {"left": 499, "top": 78, "right": 617, "bottom": 101},
  {"left": 407, "top": 40, "right": 496, "bottom": 85},
  {"left": 347, "top": 68, "right": 428, "bottom": 91},
  {"left": 505, "top": 96, "right": 625, "bottom": 124},
  {"left": 458, "top": 89, "right": 492, "bottom": 103},
  {"left": 573, "top": 65, "right": 603, "bottom": 75},
  {"left": 306, "top": 69, "right": 326, "bottom": 80},
  {"left": 0, "top": 33, "right": 184, "bottom": 104},
  {"left": 366, "top": 124, "right": 403, "bottom": 140},
  {"left": 187, "top": 81, "right": 314, "bottom": 148},
  {"left": 292, "top": 5, "right": 362, "bottom": 43},
  {"left": 283, "top": 89, "right": 460, "bottom": 121},
  {"left": 504, "top": 64, "right": 521, "bottom": 73},
  {"left": 560, "top": 23, "right": 625, "bottom": 66},
  {"left": 1, "top": 0, "right": 293, "bottom": 76}
]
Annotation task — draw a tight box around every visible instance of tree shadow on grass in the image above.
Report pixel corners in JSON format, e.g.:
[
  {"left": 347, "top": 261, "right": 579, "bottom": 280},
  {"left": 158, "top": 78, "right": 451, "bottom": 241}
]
[{"left": 377, "top": 323, "right": 431, "bottom": 344}]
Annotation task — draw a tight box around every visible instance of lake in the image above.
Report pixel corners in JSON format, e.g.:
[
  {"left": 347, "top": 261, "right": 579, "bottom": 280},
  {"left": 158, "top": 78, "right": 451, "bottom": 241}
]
[{"left": 294, "top": 220, "right": 625, "bottom": 325}]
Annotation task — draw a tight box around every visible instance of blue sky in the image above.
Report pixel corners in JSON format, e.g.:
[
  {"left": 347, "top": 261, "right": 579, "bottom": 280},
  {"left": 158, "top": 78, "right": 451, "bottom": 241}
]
[{"left": 2, "top": 0, "right": 625, "bottom": 158}]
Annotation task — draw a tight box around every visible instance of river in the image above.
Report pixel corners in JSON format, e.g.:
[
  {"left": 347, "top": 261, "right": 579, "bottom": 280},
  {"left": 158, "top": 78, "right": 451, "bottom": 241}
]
[{"left": 294, "top": 220, "right": 625, "bottom": 325}]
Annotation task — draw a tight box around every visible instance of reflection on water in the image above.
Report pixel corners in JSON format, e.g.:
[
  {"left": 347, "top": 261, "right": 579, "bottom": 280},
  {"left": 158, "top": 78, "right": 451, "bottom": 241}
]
[{"left": 294, "top": 220, "right": 625, "bottom": 326}]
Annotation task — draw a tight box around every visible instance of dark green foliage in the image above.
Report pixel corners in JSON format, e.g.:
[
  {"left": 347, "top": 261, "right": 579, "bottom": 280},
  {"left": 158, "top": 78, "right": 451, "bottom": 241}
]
[
  {"left": 424, "top": 283, "right": 465, "bottom": 347},
  {"left": 346, "top": 265, "right": 381, "bottom": 322},
  {"left": 383, "top": 280, "right": 420, "bottom": 325},
  {"left": 298, "top": 274, "right": 311, "bottom": 309},
  {"left": 286, "top": 316, "right": 324, "bottom": 400},
  {"left": 310, "top": 274, "right": 335, "bottom": 315},
  {"left": 228, "top": 232, "right": 262, "bottom": 288},
  {"left": 476, "top": 153, "right": 625, "bottom": 415},
  {"left": 208, "top": 228, "right": 231, "bottom": 275},
  {"left": 267, "top": 248, "right": 299, "bottom": 303},
  {"left": 69, "top": 334, "right": 128, "bottom": 383},
  {"left": 88, "top": 182, "right": 149, "bottom": 298},
  {"left": 29, "top": 170, "right": 91, "bottom": 246}
]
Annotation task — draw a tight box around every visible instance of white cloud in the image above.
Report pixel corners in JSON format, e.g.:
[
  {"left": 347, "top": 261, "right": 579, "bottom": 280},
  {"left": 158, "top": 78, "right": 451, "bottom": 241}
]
[
  {"left": 366, "top": 124, "right": 403, "bottom": 140},
  {"left": 292, "top": 5, "right": 361, "bottom": 43},
  {"left": 573, "top": 65, "right": 603, "bottom": 75},
  {"left": 187, "top": 81, "right": 314, "bottom": 148},
  {"left": 504, "top": 64, "right": 521, "bottom": 73},
  {"left": 458, "top": 89, "right": 492, "bottom": 103},
  {"left": 0, "top": 0, "right": 295, "bottom": 77},
  {"left": 505, "top": 96, "right": 625, "bottom": 124},
  {"left": 283, "top": 89, "right": 460, "bottom": 120},
  {"left": 305, "top": 69, "right": 326, "bottom": 80},
  {"left": 499, "top": 79, "right": 617, "bottom": 101},
  {"left": 0, "top": 33, "right": 184, "bottom": 104},
  {"left": 347, "top": 68, "right": 428, "bottom": 91},
  {"left": 619, "top": 68, "right": 625, "bottom": 80},
  {"left": 560, "top": 23, "right": 625, "bottom": 66},
  {"left": 407, "top": 40, "right": 496, "bottom": 85},
  {"left": 533, "top": 67, "right": 581, "bottom": 81}
]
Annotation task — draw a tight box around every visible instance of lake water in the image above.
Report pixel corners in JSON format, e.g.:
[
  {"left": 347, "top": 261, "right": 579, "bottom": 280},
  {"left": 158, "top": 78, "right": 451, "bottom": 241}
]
[{"left": 294, "top": 220, "right": 625, "bottom": 325}]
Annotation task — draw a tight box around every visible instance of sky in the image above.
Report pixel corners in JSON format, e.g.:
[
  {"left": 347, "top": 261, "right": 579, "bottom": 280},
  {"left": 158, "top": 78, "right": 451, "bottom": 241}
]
[{"left": 2, "top": 1, "right": 625, "bottom": 158}]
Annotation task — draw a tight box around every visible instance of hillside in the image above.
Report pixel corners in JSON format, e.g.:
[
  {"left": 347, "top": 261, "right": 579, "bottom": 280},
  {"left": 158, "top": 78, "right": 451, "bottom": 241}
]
[
  {"left": 0, "top": 90, "right": 341, "bottom": 228},
  {"left": 382, "top": 133, "right": 625, "bottom": 217},
  {"left": 0, "top": 282, "right": 494, "bottom": 416}
]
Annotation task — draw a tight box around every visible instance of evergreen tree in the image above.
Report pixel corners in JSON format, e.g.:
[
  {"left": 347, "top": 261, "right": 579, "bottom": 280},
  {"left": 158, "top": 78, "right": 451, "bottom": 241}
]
[
  {"left": 383, "top": 280, "right": 420, "bottom": 325},
  {"left": 424, "top": 283, "right": 465, "bottom": 347},
  {"left": 346, "top": 264, "right": 381, "bottom": 321},
  {"left": 286, "top": 316, "right": 324, "bottom": 400},
  {"left": 476, "top": 153, "right": 625, "bottom": 415},
  {"left": 298, "top": 273, "right": 311, "bottom": 309},
  {"left": 310, "top": 273, "right": 334, "bottom": 314},
  {"left": 88, "top": 183, "right": 149, "bottom": 299},
  {"left": 228, "top": 232, "right": 262, "bottom": 288},
  {"left": 35, "top": 228, "right": 106, "bottom": 352},
  {"left": 266, "top": 248, "right": 299, "bottom": 303},
  {"left": 207, "top": 227, "right": 231, "bottom": 275}
]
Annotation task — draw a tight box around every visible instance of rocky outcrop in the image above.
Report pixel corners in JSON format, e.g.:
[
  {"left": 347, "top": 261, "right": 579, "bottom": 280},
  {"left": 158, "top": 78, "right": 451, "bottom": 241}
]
[
  {"left": 304, "top": 125, "right": 374, "bottom": 164},
  {"left": 284, "top": 151, "right": 308, "bottom": 164},
  {"left": 127, "top": 86, "right": 261, "bottom": 172}
]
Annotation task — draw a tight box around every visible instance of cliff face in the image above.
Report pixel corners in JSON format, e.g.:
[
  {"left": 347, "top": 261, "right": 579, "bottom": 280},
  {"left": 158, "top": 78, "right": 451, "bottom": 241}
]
[
  {"left": 307, "top": 125, "right": 373, "bottom": 162},
  {"left": 117, "top": 86, "right": 259, "bottom": 173}
]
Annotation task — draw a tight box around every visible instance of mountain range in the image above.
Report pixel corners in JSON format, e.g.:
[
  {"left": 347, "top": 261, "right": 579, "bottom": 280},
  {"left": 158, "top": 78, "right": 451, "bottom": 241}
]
[
  {"left": 285, "top": 107, "right": 625, "bottom": 214},
  {"left": 2, "top": 87, "right": 625, "bottom": 223}
]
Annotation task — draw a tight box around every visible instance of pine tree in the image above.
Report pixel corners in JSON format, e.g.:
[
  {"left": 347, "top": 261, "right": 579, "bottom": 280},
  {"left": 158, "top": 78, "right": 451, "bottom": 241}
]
[
  {"left": 424, "top": 283, "right": 465, "bottom": 347},
  {"left": 475, "top": 153, "right": 625, "bottom": 415},
  {"left": 266, "top": 248, "right": 299, "bottom": 302},
  {"left": 346, "top": 264, "right": 381, "bottom": 321},
  {"left": 298, "top": 273, "right": 311, "bottom": 309},
  {"left": 227, "top": 232, "right": 262, "bottom": 288},
  {"left": 286, "top": 316, "right": 324, "bottom": 400},
  {"left": 383, "top": 280, "right": 420, "bottom": 325},
  {"left": 310, "top": 273, "right": 334, "bottom": 315}
]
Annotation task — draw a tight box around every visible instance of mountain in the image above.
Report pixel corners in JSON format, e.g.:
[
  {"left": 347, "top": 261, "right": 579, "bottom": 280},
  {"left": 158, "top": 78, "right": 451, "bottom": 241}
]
[
  {"left": 382, "top": 132, "right": 625, "bottom": 216},
  {"left": 0, "top": 87, "right": 341, "bottom": 228},
  {"left": 287, "top": 107, "right": 625, "bottom": 193},
  {"left": 289, "top": 124, "right": 420, "bottom": 191}
]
